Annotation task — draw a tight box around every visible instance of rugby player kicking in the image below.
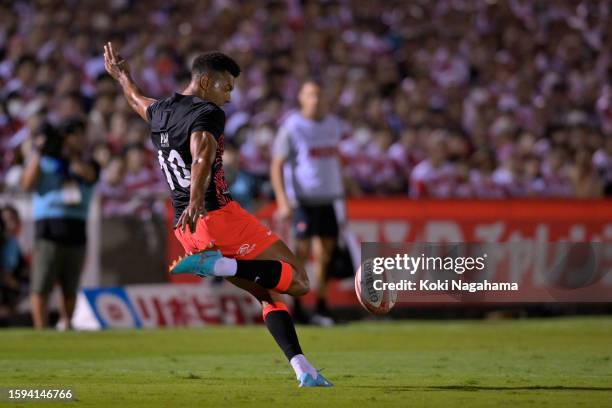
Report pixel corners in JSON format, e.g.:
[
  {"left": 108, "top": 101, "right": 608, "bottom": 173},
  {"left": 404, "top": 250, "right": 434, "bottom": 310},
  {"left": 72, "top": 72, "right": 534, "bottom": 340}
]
[{"left": 103, "top": 42, "right": 332, "bottom": 387}]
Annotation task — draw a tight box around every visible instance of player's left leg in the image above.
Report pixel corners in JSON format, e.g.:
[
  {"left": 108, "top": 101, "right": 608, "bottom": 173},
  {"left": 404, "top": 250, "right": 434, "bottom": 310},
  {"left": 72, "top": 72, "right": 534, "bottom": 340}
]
[{"left": 311, "top": 235, "right": 336, "bottom": 321}]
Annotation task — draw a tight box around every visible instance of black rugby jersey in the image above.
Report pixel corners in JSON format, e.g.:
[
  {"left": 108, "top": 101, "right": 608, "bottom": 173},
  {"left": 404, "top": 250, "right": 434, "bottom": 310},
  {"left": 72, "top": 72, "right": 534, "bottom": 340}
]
[{"left": 147, "top": 93, "right": 233, "bottom": 224}]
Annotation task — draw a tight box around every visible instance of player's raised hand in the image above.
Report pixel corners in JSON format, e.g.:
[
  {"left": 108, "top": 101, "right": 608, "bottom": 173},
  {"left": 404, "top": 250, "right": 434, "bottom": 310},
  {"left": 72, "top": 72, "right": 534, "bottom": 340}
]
[{"left": 103, "top": 41, "right": 131, "bottom": 81}]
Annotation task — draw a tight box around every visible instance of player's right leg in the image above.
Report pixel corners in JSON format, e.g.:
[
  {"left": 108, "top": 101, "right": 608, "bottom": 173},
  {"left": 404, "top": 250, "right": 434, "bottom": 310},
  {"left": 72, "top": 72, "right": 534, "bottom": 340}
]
[
  {"left": 224, "top": 275, "right": 332, "bottom": 387},
  {"left": 248, "top": 239, "right": 332, "bottom": 386}
]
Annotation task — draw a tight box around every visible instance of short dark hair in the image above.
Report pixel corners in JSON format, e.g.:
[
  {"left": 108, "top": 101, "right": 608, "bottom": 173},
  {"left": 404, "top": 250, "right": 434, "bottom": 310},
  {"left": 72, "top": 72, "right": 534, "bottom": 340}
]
[{"left": 192, "top": 51, "right": 241, "bottom": 78}]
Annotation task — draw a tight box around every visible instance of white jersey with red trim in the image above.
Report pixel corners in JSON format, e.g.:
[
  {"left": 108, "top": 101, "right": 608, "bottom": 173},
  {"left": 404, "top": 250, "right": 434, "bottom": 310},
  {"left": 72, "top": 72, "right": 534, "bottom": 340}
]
[{"left": 273, "top": 111, "right": 345, "bottom": 205}]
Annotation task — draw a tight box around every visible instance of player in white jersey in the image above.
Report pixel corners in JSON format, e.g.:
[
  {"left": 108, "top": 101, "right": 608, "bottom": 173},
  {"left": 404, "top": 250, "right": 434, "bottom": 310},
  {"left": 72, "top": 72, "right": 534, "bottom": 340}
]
[{"left": 271, "top": 80, "right": 345, "bottom": 325}]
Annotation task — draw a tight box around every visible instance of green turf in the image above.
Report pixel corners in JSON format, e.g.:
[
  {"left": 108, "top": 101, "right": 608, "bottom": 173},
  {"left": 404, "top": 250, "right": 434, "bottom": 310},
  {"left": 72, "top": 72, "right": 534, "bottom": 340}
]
[{"left": 1, "top": 317, "right": 611, "bottom": 407}]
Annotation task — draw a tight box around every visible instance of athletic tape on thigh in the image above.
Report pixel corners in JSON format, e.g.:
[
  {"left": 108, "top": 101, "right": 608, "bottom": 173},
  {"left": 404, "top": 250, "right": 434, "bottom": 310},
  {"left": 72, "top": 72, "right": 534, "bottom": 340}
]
[
  {"left": 274, "top": 261, "right": 293, "bottom": 292},
  {"left": 262, "top": 301, "right": 290, "bottom": 320}
]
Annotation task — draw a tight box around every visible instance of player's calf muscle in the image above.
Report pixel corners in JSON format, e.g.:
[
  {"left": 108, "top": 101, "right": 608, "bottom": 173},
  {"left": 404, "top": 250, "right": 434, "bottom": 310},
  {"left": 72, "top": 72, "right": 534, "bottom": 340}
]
[{"left": 288, "top": 274, "right": 310, "bottom": 296}]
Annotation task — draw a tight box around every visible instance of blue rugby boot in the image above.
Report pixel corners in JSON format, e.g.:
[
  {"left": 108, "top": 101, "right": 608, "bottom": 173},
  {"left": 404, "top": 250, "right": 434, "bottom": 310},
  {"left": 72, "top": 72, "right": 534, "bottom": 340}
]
[
  {"left": 169, "top": 250, "right": 223, "bottom": 278},
  {"left": 298, "top": 371, "right": 333, "bottom": 388}
]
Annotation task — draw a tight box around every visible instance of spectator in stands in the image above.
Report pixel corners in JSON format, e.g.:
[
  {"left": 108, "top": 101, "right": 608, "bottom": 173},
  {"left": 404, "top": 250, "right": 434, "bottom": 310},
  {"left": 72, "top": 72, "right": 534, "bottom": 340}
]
[
  {"left": 593, "top": 137, "right": 612, "bottom": 195},
  {"left": 469, "top": 149, "right": 506, "bottom": 199},
  {"left": 97, "top": 154, "right": 127, "bottom": 217},
  {"left": 410, "top": 130, "right": 456, "bottom": 198},
  {"left": 237, "top": 123, "right": 275, "bottom": 208},
  {"left": 121, "top": 143, "right": 166, "bottom": 219},
  {"left": 92, "top": 141, "right": 112, "bottom": 170},
  {"left": 570, "top": 148, "right": 604, "bottom": 198},
  {"left": 541, "top": 148, "right": 574, "bottom": 197}
]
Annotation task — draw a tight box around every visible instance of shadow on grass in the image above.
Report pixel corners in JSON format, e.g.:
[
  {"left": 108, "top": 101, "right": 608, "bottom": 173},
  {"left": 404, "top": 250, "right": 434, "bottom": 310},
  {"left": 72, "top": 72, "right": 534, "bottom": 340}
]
[{"left": 351, "top": 385, "right": 612, "bottom": 392}]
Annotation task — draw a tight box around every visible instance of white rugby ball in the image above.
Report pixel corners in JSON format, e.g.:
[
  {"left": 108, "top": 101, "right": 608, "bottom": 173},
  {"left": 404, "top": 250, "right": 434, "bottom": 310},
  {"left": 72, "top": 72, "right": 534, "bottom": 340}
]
[{"left": 355, "top": 258, "right": 397, "bottom": 315}]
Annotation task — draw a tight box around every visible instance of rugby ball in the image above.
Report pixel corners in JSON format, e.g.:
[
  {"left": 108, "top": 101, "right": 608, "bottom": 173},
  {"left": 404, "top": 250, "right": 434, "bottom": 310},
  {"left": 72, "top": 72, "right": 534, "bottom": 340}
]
[{"left": 354, "top": 258, "right": 397, "bottom": 315}]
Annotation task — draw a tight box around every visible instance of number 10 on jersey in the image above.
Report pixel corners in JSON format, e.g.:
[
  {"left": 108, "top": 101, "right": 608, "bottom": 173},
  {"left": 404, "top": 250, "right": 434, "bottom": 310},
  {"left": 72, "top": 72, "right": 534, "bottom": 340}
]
[{"left": 158, "top": 149, "right": 191, "bottom": 190}]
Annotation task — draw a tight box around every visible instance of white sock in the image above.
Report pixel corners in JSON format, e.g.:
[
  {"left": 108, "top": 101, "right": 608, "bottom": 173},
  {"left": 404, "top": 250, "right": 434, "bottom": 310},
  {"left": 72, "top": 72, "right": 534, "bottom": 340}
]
[
  {"left": 290, "top": 354, "right": 317, "bottom": 380},
  {"left": 213, "top": 257, "right": 237, "bottom": 276}
]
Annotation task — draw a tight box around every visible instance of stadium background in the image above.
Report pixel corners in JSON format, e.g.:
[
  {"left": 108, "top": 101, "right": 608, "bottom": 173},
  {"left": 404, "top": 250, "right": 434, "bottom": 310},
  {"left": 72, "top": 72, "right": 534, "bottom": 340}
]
[
  {"left": 1, "top": 0, "right": 611, "bottom": 322},
  {"left": 0, "top": 1, "right": 610, "bottom": 406}
]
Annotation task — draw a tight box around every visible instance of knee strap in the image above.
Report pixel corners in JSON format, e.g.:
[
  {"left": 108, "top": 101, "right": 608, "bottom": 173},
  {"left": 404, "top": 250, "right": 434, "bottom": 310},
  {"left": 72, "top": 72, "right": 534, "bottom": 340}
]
[{"left": 274, "top": 261, "right": 293, "bottom": 292}]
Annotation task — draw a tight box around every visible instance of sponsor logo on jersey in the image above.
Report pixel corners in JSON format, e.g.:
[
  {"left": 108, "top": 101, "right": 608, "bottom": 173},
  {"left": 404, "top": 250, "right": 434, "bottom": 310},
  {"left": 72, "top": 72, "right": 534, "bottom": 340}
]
[{"left": 161, "top": 132, "right": 169, "bottom": 147}]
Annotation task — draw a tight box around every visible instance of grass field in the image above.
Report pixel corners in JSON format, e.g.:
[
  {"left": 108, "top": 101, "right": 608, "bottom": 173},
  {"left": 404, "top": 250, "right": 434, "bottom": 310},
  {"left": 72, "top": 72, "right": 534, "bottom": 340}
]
[{"left": 1, "top": 317, "right": 611, "bottom": 407}]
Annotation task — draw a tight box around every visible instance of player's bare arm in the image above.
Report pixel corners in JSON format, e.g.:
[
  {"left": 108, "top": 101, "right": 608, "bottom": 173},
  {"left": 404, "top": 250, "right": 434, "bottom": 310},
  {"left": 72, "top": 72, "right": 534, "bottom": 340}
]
[
  {"left": 270, "top": 155, "right": 292, "bottom": 220},
  {"left": 103, "top": 42, "right": 155, "bottom": 122},
  {"left": 176, "top": 131, "right": 217, "bottom": 233}
]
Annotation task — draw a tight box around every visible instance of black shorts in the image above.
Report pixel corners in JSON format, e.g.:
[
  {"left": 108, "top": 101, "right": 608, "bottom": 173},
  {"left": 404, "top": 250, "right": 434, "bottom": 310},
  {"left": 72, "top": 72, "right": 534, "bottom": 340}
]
[
  {"left": 31, "top": 239, "right": 85, "bottom": 297},
  {"left": 293, "top": 203, "right": 339, "bottom": 239}
]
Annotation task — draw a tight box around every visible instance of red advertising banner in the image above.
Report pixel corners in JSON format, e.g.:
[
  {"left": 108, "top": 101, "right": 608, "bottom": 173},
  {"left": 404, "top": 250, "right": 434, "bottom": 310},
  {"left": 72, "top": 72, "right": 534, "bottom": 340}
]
[{"left": 341, "top": 199, "right": 612, "bottom": 243}]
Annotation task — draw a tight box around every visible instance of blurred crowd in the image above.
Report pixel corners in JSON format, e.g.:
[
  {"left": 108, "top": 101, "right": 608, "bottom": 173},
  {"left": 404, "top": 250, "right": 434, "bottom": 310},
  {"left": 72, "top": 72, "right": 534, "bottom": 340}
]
[
  {"left": 1, "top": 0, "right": 611, "bottom": 211},
  {"left": 0, "top": 204, "right": 27, "bottom": 325}
]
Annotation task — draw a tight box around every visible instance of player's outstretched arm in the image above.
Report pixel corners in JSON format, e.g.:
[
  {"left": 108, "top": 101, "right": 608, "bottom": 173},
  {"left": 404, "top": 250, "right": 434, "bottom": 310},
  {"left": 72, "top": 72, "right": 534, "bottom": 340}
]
[
  {"left": 175, "top": 131, "right": 217, "bottom": 233},
  {"left": 103, "top": 42, "right": 155, "bottom": 122}
]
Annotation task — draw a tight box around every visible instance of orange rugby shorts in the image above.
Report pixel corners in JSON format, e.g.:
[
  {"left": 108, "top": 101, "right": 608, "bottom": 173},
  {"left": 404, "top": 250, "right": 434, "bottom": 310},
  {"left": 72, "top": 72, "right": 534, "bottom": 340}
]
[{"left": 174, "top": 201, "right": 279, "bottom": 260}]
